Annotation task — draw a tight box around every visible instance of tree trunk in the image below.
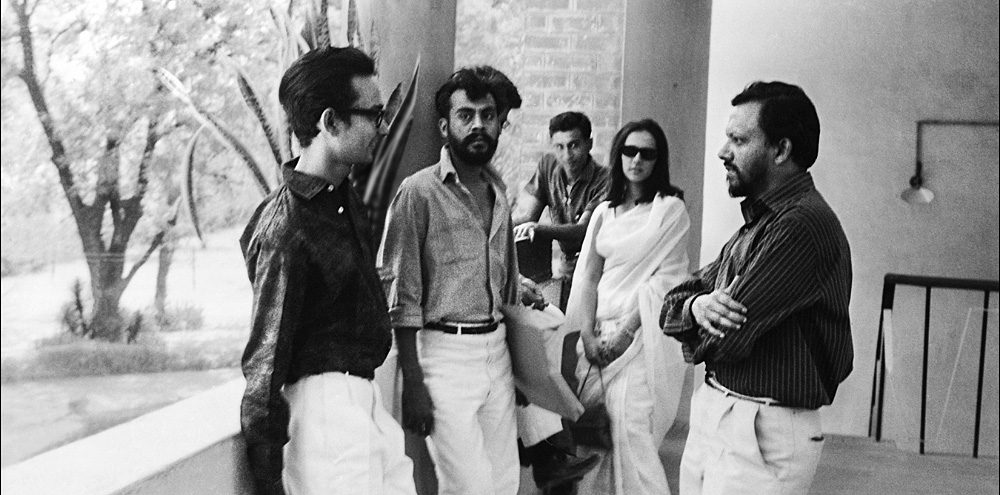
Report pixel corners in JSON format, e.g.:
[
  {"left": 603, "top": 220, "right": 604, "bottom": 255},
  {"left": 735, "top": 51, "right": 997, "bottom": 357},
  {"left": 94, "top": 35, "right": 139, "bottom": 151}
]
[
  {"left": 154, "top": 240, "right": 175, "bottom": 318},
  {"left": 15, "top": 1, "right": 173, "bottom": 343},
  {"left": 90, "top": 283, "right": 126, "bottom": 342}
]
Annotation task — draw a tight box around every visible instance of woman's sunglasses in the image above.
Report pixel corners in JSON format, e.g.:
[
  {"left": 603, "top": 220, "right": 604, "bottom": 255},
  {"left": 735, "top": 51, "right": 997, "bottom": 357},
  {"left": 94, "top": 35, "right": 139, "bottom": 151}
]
[{"left": 621, "top": 145, "right": 657, "bottom": 160}]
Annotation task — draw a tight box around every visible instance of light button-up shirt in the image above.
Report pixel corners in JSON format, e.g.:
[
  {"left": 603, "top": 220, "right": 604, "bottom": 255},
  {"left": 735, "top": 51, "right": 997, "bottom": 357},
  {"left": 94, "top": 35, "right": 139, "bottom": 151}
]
[{"left": 378, "top": 147, "right": 519, "bottom": 328}]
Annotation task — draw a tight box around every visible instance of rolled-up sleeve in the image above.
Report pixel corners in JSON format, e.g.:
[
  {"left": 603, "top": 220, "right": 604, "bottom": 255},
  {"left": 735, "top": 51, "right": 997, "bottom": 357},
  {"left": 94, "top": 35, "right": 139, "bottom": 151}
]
[{"left": 377, "top": 179, "right": 427, "bottom": 329}]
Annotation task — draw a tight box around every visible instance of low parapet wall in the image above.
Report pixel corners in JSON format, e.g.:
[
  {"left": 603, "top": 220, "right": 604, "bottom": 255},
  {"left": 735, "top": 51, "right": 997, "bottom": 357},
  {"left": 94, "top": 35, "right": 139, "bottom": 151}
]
[{"left": 1, "top": 379, "right": 252, "bottom": 495}]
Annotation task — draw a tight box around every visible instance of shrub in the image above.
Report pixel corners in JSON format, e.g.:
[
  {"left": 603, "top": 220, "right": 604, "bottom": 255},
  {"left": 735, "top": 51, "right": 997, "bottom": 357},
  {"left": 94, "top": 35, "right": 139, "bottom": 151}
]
[
  {"left": 147, "top": 303, "right": 206, "bottom": 332},
  {"left": 1, "top": 256, "right": 45, "bottom": 278},
  {"left": 59, "top": 279, "right": 91, "bottom": 338},
  {"left": 2, "top": 331, "right": 243, "bottom": 383}
]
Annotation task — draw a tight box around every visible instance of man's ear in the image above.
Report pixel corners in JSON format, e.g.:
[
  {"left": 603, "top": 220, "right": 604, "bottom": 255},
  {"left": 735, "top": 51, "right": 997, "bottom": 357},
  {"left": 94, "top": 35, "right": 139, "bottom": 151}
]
[
  {"left": 774, "top": 137, "right": 793, "bottom": 165},
  {"left": 320, "top": 108, "right": 339, "bottom": 136},
  {"left": 438, "top": 117, "right": 448, "bottom": 139}
]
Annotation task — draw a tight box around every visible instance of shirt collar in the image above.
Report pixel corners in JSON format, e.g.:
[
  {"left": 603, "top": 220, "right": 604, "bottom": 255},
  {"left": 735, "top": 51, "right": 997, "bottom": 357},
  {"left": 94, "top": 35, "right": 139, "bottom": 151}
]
[
  {"left": 436, "top": 145, "right": 502, "bottom": 185},
  {"left": 282, "top": 158, "right": 345, "bottom": 200},
  {"left": 740, "top": 172, "right": 815, "bottom": 223}
]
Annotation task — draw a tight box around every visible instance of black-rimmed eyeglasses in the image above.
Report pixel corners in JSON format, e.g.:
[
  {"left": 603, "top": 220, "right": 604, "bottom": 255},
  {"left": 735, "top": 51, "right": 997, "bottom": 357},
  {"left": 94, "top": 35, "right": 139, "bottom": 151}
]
[{"left": 341, "top": 107, "right": 386, "bottom": 128}]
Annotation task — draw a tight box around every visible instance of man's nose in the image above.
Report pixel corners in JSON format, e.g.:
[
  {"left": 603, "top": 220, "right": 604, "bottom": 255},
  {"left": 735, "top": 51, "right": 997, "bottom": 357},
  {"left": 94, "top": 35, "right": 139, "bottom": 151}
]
[
  {"left": 470, "top": 113, "right": 486, "bottom": 129},
  {"left": 718, "top": 144, "right": 730, "bottom": 160}
]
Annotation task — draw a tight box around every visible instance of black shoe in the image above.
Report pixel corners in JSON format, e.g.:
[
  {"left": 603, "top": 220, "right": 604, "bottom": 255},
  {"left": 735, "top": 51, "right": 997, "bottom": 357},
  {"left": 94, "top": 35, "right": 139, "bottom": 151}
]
[{"left": 532, "top": 452, "right": 600, "bottom": 490}]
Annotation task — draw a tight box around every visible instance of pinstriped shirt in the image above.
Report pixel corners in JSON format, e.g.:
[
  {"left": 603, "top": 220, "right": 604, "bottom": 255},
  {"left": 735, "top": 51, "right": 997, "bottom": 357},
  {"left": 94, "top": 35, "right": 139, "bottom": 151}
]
[{"left": 661, "top": 173, "right": 853, "bottom": 409}]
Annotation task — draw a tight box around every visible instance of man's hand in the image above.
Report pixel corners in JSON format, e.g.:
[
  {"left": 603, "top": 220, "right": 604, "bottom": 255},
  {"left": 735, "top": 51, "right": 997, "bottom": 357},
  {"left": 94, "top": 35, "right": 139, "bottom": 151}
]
[
  {"left": 690, "top": 277, "right": 746, "bottom": 339},
  {"left": 519, "top": 276, "right": 547, "bottom": 310},
  {"left": 513, "top": 222, "right": 537, "bottom": 242},
  {"left": 401, "top": 379, "right": 435, "bottom": 437}
]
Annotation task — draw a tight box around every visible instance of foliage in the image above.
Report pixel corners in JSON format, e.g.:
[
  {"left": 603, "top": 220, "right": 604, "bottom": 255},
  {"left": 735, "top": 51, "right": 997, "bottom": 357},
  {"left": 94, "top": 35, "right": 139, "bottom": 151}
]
[
  {"left": 58, "top": 277, "right": 148, "bottom": 343},
  {"left": 59, "top": 278, "right": 90, "bottom": 338},
  {"left": 145, "top": 302, "right": 206, "bottom": 332},
  {"left": 158, "top": 0, "right": 420, "bottom": 245},
  {"left": 2, "top": 0, "right": 274, "bottom": 341},
  {"left": 1, "top": 330, "right": 242, "bottom": 382},
  {"left": 1, "top": 256, "right": 45, "bottom": 278}
]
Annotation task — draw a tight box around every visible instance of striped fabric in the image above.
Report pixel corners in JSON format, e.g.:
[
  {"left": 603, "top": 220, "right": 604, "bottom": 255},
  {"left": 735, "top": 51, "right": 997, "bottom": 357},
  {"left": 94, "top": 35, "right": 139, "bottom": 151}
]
[{"left": 661, "top": 173, "right": 853, "bottom": 409}]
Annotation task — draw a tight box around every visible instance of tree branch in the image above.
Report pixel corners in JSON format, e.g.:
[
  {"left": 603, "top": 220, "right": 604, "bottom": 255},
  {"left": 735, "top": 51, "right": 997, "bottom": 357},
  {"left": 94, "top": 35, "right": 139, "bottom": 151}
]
[
  {"left": 122, "top": 201, "right": 179, "bottom": 287},
  {"left": 136, "top": 114, "right": 161, "bottom": 199},
  {"left": 14, "top": 0, "right": 85, "bottom": 215}
]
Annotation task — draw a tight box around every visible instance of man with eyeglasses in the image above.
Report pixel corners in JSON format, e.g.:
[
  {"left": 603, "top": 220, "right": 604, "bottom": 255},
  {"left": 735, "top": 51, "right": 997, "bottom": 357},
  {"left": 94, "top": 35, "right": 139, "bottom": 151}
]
[
  {"left": 378, "top": 67, "right": 522, "bottom": 494},
  {"left": 239, "top": 47, "right": 415, "bottom": 495}
]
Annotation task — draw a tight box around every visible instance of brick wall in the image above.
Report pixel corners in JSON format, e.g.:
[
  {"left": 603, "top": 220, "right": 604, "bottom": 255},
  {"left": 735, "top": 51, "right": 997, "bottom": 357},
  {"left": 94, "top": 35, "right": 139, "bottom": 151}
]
[{"left": 455, "top": 0, "right": 625, "bottom": 203}]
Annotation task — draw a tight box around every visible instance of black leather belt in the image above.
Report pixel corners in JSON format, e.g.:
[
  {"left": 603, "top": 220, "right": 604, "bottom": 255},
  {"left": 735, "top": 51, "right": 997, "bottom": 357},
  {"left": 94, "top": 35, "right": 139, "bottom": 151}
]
[{"left": 424, "top": 320, "right": 499, "bottom": 335}]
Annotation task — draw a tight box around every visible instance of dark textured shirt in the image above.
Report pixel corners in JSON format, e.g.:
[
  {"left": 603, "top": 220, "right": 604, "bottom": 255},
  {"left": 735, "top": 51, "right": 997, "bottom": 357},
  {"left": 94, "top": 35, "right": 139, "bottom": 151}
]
[
  {"left": 660, "top": 173, "right": 853, "bottom": 409},
  {"left": 524, "top": 154, "right": 609, "bottom": 258},
  {"left": 239, "top": 161, "right": 392, "bottom": 493}
]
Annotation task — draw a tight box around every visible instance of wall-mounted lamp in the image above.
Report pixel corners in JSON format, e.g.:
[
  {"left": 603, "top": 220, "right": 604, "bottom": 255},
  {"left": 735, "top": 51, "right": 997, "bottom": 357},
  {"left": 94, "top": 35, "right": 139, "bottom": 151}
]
[
  {"left": 902, "top": 120, "right": 1000, "bottom": 205},
  {"left": 901, "top": 157, "right": 934, "bottom": 204}
]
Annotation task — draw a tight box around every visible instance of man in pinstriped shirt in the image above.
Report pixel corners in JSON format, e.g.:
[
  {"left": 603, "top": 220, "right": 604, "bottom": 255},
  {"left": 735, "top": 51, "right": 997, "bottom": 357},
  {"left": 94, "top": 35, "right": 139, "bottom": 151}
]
[{"left": 661, "top": 81, "right": 853, "bottom": 495}]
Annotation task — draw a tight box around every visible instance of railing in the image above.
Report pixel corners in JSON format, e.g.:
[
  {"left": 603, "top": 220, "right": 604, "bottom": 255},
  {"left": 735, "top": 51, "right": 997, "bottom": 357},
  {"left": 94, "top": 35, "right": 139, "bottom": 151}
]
[{"left": 868, "top": 273, "right": 999, "bottom": 457}]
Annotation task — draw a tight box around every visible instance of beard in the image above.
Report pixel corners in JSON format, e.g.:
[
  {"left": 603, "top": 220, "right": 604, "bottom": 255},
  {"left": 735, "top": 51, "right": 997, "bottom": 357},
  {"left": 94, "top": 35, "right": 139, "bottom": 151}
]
[
  {"left": 725, "top": 158, "right": 764, "bottom": 198},
  {"left": 448, "top": 129, "right": 498, "bottom": 167}
]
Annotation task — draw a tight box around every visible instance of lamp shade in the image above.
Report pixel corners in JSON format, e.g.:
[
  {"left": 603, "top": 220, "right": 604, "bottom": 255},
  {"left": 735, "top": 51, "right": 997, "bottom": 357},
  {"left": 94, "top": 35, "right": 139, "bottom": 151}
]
[{"left": 901, "top": 185, "right": 935, "bottom": 204}]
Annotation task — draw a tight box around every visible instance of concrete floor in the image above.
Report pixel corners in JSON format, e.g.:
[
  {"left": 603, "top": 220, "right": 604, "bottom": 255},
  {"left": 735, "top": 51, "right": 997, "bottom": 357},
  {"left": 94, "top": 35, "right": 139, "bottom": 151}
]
[
  {"left": 810, "top": 435, "right": 998, "bottom": 495},
  {"left": 515, "top": 430, "right": 998, "bottom": 495}
]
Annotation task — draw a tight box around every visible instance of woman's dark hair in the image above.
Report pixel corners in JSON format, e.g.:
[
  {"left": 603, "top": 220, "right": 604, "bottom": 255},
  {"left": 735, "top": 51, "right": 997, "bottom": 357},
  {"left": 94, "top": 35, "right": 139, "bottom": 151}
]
[{"left": 606, "top": 119, "right": 683, "bottom": 207}]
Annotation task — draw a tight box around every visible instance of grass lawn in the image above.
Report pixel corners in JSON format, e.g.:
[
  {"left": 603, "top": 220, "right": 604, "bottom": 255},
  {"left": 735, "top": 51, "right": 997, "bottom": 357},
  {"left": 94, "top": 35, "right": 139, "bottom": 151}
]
[{"left": 1, "top": 227, "right": 253, "bottom": 466}]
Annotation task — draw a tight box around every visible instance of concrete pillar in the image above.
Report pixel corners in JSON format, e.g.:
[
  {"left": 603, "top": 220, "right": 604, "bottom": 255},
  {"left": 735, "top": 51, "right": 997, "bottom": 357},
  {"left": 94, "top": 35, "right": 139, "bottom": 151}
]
[
  {"left": 367, "top": 3, "right": 457, "bottom": 493},
  {"left": 371, "top": 0, "right": 457, "bottom": 189},
  {"left": 621, "top": 0, "right": 712, "bottom": 267}
]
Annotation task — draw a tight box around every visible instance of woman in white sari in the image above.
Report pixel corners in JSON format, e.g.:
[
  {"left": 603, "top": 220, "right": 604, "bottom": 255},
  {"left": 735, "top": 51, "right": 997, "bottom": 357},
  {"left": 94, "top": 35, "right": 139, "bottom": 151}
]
[{"left": 565, "top": 119, "right": 691, "bottom": 494}]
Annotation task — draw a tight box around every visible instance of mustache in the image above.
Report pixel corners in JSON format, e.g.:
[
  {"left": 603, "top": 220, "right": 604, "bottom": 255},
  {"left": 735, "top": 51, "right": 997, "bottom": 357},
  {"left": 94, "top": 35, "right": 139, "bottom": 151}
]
[{"left": 462, "top": 132, "right": 495, "bottom": 147}]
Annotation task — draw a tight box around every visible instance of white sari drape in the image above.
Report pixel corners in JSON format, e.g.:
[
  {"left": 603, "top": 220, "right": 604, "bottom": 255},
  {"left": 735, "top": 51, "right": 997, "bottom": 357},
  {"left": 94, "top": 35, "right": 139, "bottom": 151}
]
[{"left": 565, "top": 194, "right": 691, "bottom": 494}]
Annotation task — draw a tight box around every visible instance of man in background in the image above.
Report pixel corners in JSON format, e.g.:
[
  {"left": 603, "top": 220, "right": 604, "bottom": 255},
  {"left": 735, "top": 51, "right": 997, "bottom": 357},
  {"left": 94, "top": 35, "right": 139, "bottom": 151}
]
[{"left": 514, "top": 111, "right": 609, "bottom": 311}]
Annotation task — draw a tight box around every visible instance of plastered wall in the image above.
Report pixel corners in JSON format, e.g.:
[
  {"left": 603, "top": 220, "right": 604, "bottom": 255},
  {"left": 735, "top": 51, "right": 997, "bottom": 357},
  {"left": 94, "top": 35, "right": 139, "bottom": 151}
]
[{"left": 702, "top": 0, "right": 1000, "bottom": 445}]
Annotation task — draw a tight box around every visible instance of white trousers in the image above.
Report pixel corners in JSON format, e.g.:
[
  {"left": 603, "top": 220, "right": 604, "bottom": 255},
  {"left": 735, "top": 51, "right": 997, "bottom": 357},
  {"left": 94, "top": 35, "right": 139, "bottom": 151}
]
[
  {"left": 517, "top": 404, "right": 564, "bottom": 447},
  {"left": 418, "top": 323, "right": 519, "bottom": 495},
  {"left": 680, "top": 383, "right": 825, "bottom": 495},
  {"left": 282, "top": 372, "right": 416, "bottom": 495}
]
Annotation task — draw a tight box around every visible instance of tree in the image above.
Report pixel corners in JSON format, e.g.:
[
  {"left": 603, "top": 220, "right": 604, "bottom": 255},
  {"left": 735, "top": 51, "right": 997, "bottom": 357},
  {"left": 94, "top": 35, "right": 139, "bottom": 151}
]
[
  {"left": 5, "top": 0, "right": 273, "bottom": 340},
  {"left": 159, "top": 0, "right": 419, "bottom": 247}
]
